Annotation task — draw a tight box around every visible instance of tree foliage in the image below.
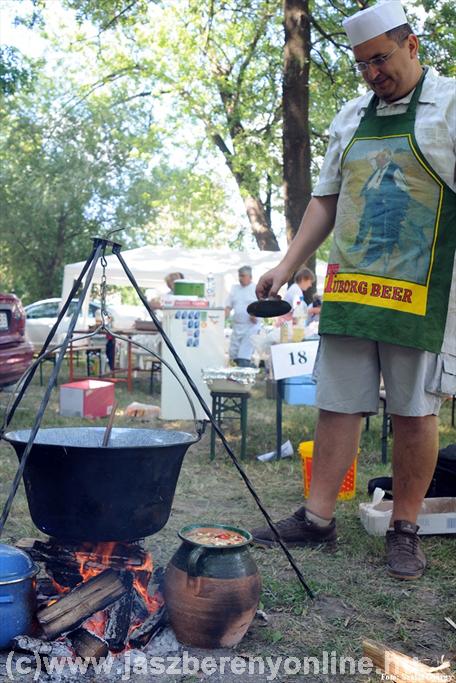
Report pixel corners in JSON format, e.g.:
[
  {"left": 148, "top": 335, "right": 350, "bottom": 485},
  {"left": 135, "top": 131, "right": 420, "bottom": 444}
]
[
  {"left": 1, "top": 0, "right": 454, "bottom": 299},
  {"left": 0, "top": 72, "right": 161, "bottom": 300},
  {"left": 0, "top": 46, "right": 31, "bottom": 95}
]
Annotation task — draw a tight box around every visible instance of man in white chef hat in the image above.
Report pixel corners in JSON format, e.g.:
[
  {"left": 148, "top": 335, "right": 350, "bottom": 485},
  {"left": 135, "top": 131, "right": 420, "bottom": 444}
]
[{"left": 252, "top": 1, "right": 456, "bottom": 580}]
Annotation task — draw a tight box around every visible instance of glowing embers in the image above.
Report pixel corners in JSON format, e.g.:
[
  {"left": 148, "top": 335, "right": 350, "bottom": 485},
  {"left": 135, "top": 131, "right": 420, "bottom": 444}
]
[{"left": 17, "top": 538, "right": 165, "bottom": 656}]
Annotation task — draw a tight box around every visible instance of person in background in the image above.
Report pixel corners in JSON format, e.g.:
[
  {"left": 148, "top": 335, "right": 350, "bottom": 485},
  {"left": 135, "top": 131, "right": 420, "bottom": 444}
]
[
  {"left": 307, "top": 293, "right": 322, "bottom": 324},
  {"left": 164, "top": 272, "right": 184, "bottom": 294},
  {"left": 105, "top": 331, "right": 115, "bottom": 372},
  {"left": 225, "top": 266, "right": 260, "bottom": 367},
  {"left": 251, "top": 0, "right": 456, "bottom": 581},
  {"left": 279, "top": 267, "right": 319, "bottom": 335},
  {"left": 149, "top": 272, "right": 184, "bottom": 309},
  {"left": 284, "top": 267, "right": 315, "bottom": 312}
]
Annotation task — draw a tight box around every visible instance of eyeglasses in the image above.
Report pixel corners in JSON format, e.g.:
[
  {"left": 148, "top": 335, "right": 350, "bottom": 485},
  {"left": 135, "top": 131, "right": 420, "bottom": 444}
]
[{"left": 353, "top": 46, "right": 399, "bottom": 73}]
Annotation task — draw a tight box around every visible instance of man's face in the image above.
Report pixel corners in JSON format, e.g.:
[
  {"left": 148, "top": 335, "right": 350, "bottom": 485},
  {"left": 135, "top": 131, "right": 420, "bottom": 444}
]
[
  {"left": 238, "top": 272, "right": 252, "bottom": 287},
  {"left": 353, "top": 33, "right": 418, "bottom": 103}
]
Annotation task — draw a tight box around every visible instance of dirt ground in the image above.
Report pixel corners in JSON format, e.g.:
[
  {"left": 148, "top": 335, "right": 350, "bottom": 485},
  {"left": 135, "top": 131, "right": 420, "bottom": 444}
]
[{"left": 0, "top": 371, "right": 455, "bottom": 682}]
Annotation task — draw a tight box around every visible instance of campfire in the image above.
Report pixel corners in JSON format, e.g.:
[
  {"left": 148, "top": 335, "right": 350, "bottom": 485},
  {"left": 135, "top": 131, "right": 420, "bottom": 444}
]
[{"left": 15, "top": 537, "right": 167, "bottom": 658}]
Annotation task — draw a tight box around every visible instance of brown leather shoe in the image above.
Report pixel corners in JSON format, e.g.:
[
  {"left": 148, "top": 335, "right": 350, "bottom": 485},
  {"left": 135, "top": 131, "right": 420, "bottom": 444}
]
[
  {"left": 251, "top": 506, "right": 337, "bottom": 548},
  {"left": 386, "top": 520, "right": 426, "bottom": 580}
]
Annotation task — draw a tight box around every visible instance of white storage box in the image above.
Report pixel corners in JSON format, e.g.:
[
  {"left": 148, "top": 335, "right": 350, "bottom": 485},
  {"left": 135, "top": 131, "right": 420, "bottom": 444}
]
[{"left": 359, "top": 488, "right": 456, "bottom": 536}]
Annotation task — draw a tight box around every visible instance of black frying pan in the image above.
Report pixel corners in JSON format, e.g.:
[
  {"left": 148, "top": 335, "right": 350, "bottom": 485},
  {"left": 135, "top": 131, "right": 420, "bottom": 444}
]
[{"left": 247, "top": 298, "right": 291, "bottom": 318}]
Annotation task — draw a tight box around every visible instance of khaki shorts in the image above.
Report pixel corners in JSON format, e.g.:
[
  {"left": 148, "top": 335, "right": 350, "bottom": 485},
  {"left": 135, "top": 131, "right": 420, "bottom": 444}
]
[{"left": 313, "top": 335, "right": 442, "bottom": 416}]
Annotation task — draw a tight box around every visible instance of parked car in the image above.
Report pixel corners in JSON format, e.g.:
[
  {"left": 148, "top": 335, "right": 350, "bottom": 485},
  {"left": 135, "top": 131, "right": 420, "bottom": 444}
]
[
  {"left": 24, "top": 298, "right": 146, "bottom": 351},
  {"left": 0, "top": 293, "right": 34, "bottom": 387}
]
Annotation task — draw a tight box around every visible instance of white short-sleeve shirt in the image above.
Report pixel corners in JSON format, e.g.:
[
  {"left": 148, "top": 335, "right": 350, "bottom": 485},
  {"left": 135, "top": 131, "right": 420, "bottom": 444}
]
[
  {"left": 226, "top": 282, "right": 258, "bottom": 325},
  {"left": 313, "top": 68, "right": 456, "bottom": 197},
  {"left": 313, "top": 67, "right": 456, "bottom": 373}
]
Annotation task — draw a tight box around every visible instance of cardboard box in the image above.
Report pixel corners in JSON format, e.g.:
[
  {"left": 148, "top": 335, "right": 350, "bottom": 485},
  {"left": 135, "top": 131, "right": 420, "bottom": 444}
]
[
  {"left": 59, "top": 379, "right": 115, "bottom": 418},
  {"left": 359, "top": 488, "right": 456, "bottom": 536}
]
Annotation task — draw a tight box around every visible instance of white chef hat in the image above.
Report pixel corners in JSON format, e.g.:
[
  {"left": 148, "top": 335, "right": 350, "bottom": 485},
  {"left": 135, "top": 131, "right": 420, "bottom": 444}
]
[{"left": 343, "top": 1, "right": 408, "bottom": 47}]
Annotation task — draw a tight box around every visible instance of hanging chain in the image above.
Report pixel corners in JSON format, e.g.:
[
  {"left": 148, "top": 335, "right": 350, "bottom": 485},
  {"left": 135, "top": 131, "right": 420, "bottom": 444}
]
[{"left": 100, "top": 252, "right": 111, "bottom": 328}]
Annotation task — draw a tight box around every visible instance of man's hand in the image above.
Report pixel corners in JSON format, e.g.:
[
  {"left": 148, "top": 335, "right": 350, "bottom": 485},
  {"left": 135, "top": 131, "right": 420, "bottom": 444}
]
[
  {"left": 255, "top": 195, "right": 338, "bottom": 301},
  {"left": 256, "top": 263, "right": 291, "bottom": 300}
]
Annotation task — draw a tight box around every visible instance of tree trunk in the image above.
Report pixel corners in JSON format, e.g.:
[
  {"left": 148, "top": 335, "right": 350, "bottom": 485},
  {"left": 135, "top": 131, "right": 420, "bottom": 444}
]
[
  {"left": 212, "top": 132, "right": 280, "bottom": 251},
  {"left": 283, "top": 0, "right": 313, "bottom": 274},
  {"left": 243, "top": 194, "right": 280, "bottom": 251}
]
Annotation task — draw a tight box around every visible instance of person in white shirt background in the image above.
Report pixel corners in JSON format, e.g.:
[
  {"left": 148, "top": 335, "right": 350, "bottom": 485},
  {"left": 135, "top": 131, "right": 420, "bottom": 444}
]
[
  {"left": 283, "top": 267, "right": 315, "bottom": 312},
  {"left": 225, "top": 266, "right": 260, "bottom": 367},
  {"left": 283, "top": 267, "right": 321, "bottom": 332}
]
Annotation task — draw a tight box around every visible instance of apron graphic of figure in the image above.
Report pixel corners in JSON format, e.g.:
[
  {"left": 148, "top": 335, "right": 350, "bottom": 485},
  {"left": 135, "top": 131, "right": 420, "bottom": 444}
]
[
  {"left": 320, "top": 69, "right": 456, "bottom": 353},
  {"left": 349, "top": 149, "right": 410, "bottom": 270}
]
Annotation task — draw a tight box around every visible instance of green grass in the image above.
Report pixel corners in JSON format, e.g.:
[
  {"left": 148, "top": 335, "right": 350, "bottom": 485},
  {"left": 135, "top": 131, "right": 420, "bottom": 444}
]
[{"left": 1, "top": 363, "right": 455, "bottom": 681}]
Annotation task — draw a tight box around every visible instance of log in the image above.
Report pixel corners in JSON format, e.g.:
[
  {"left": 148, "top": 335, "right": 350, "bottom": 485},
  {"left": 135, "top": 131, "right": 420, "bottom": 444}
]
[
  {"left": 363, "top": 639, "right": 451, "bottom": 683},
  {"left": 104, "top": 589, "right": 133, "bottom": 652},
  {"left": 128, "top": 606, "right": 168, "bottom": 648},
  {"left": 12, "top": 635, "right": 72, "bottom": 658},
  {"left": 12, "top": 635, "right": 53, "bottom": 655},
  {"left": 17, "top": 538, "right": 148, "bottom": 570},
  {"left": 69, "top": 628, "right": 109, "bottom": 660},
  {"left": 37, "top": 569, "right": 133, "bottom": 640},
  {"left": 16, "top": 538, "right": 84, "bottom": 587},
  {"left": 151, "top": 566, "right": 165, "bottom": 593},
  {"left": 36, "top": 578, "right": 61, "bottom": 602},
  {"left": 131, "top": 589, "right": 149, "bottom": 621},
  {"left": 17, "top": 539, "right": 81, "bottom": 566},
  {"left": 46, "top": 565, "right": 83, "bottom": 589}
]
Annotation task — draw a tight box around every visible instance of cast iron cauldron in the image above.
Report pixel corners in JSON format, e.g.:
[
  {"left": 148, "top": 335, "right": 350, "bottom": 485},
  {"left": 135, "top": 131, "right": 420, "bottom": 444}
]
[{"left": 5, "top": 427, "right": 199, "bottom": 542}]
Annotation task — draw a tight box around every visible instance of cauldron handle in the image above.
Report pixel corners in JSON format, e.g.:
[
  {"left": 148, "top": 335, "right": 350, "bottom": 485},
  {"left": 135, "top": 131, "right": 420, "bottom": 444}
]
[
  {"left": 0, "top": 326, "right": 205, "bottom": 443},
  {"left": 186, "top": 546, "right": 206, "bottom": 596},
  {"left": 105, "top": 329, "right": 205, "bottom": 441}
]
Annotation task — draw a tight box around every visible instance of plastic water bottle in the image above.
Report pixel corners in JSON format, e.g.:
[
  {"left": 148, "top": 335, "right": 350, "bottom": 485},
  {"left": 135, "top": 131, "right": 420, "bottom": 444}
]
[
  {"left": 206, "top": 273, "right": 216, "bottom": 307},
  {"left": 292, "top": 297, "right": 307, "bottom": 342}
]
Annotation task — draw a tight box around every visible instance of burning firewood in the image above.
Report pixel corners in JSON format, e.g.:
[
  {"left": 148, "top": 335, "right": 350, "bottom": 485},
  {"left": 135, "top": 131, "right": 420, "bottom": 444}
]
[
  {"left": 104, "top": 589, "right": 134, "bottom": 652},
  {"left": 17, "top": 538, "right": 83, "bottom": 587},
  {"left": 12, "top": 635, "right": 73, "bottom": 658},
  {"left": 17, "top": 537, "right": 149, "bottom": 571},
  {"left": 362, "top": 639, "right": 451, "bottom": 683},
  {"left": 36, "top": 578, "right": 61, "bottom": 604},
  {"left": 37, "top": 569, "right": 133, "bottom": 640},
  {"left": 69, "top": 628, "right": 109, "bottom": 660},
  {"left": 12, "top": 635, "right": 53, "bottom": 655},
  {"left": 128, "top": 605, "right": 168, "bottom": 648},
  {"left": 131, "top": 589, "right": 149, "bottom": 621}
]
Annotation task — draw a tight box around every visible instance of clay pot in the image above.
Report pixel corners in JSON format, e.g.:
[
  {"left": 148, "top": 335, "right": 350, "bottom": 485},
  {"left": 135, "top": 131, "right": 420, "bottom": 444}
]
[{"left": 164, "top": 524, "right": 261, "bottom": 648}]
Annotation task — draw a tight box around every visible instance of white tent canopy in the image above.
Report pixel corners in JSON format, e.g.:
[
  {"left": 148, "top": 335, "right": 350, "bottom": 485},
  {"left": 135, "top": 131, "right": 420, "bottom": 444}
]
[{"left": 61, "top": 245, "right": 327, "bottom": 307}]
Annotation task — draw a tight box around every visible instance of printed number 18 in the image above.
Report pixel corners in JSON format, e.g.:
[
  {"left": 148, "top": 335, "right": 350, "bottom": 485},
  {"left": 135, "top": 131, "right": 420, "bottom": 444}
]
[{"left": 289, "top": 351, "right": 308, "bottom": 366}]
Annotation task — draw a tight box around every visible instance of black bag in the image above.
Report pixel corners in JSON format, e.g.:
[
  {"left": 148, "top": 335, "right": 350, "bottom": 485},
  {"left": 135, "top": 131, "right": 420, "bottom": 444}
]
[{"left": 368, "top": 444, "right": 456, "bottom": 499}]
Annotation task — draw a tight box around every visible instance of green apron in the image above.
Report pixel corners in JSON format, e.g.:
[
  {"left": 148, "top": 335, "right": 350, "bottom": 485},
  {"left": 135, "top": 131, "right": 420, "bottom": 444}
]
[{"left": 319, "top": 69, "right": 456, "bottom": 353}]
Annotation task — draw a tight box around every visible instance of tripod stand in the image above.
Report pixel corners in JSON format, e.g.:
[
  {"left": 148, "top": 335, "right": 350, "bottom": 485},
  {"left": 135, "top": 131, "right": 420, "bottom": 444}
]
[{"left": 0, "top": 236, "right": 313, "bottom": 598}]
